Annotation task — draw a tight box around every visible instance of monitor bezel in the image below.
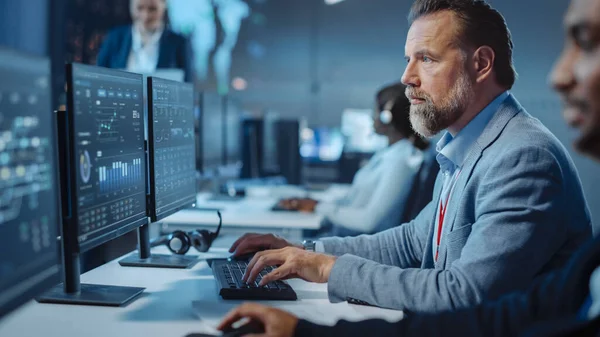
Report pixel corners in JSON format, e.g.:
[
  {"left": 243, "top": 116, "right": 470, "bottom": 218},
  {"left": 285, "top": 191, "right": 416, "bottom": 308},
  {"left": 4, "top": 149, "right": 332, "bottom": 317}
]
[
  {"left": 64, "top": 63, "right": 148, "bottom": 253},
  {"left": 0, "top": 48, "right": 61, "bottom": 319},
  {"left": 147, "top": 76, "right": 197, "bottom": 223}
]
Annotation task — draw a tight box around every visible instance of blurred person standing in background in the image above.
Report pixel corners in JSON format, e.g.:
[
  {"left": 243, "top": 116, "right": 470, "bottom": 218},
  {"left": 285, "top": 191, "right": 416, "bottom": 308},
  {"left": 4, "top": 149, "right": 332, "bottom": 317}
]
[{"left": 97, "top": 0, "right": 191, "bottom": 81}]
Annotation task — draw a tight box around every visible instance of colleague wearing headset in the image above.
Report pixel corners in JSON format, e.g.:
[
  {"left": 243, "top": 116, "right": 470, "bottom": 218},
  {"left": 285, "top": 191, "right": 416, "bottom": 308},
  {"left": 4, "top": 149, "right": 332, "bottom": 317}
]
[
  {"left": 217, "top": 0, "right": 600, "bottom": 335},
  {"left": 96, "top": 0, "right": 192, "bottom": 81},
  {"left": 279, "top": 83, "right": 435, "bottom": 237}
]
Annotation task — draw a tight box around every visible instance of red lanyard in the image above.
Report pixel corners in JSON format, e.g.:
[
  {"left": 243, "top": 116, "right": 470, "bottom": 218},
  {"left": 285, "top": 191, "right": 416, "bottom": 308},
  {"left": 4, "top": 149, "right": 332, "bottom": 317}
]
[
  {"left": 435, "top": 170, "right": 460, "bottom": 262},
  {"left": 435, "top": 198, "right": 450, "bottom": 262}
]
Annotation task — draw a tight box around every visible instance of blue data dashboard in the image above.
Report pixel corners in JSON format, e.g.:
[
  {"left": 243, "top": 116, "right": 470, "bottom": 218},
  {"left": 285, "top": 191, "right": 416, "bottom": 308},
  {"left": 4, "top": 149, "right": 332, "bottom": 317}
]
[{"left": 70, "top": 66, "right": 147, "bottom": 243}]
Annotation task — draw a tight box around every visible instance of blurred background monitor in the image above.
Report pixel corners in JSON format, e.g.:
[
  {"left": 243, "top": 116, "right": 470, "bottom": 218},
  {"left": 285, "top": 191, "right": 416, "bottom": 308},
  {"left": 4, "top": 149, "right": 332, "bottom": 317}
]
[
  {"left": 261, "top": 111, "right": 280, "bottom": 175},
  {"left": 201, "top": 92, "right": 224, "bottom": 177},
  {"left": 341, "top": 109, "right": 387, "bottom": 153},
  {"left": 300, "top": 127, "right": 345, "bottom": 163},
  {"left": 225, "top": 96, "right": 242, "bottom": 167}
]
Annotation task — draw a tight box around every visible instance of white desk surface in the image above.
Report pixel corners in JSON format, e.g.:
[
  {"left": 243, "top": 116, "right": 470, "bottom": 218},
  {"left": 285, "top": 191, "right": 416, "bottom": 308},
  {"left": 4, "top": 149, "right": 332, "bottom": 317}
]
[
  {"left": 0, "top": 236, "right": 403, "bottom": 337},
  {"left": 163, "top": 194, "right": 323, "bottom": 230}
]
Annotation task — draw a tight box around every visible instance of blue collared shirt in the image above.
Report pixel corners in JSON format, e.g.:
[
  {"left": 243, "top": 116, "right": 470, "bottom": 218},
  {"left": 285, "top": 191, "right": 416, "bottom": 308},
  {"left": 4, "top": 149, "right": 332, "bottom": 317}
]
[
  {"left": 432, "top": 91, "right": 509, "bottom": 260},
  {"left": 436, "top": 91, "right": 509, "bottom": 174}
]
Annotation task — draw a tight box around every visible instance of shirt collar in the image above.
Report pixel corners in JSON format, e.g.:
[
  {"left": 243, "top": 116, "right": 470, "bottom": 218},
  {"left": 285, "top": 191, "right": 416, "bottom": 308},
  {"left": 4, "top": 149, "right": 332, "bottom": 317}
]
[
  {"left": 131, "top": 25, "right": 164, "bottom": 51},
  {"left": 436, "top": 91, "right": 509, "bottom": 172}
]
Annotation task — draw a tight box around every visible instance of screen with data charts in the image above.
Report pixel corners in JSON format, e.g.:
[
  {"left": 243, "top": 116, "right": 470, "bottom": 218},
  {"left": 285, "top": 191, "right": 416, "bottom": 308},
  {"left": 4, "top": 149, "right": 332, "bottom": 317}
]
[
  {"left": 148, "top": 77, "right": 196, "bottom": 221},
  {"left": 67, "top": 64, "right": 147, "bottom": 251}
]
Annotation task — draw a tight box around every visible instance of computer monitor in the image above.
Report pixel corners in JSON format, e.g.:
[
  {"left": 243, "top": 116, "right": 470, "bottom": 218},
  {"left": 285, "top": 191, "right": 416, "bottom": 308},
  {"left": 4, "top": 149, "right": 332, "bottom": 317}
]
[
  {"left": 37, "top": 63, "right": 146, "bottom": 306},
  {"left": 0, "top": 48, "right": 61, "bottom": 319},
  {"left": 262, "top": 112, "right": 280, "bottom": 174},
  {"left": 140, "top": 69, "right": 185, "bottom": 141},
  {"left": 300, "top": 127, "right": 345, "bottom": 163},
  {"left": 225, "top": 96, "right": 242, "bottom": 166},
  {"left": 119, "top": 77, "right": 198, "bottom": 269},
  {"left": 201, "top": 92, "right": 224, "bottom": 176},
  {"left": 341, "top": 109, "right": 387, "bottom": 153}
]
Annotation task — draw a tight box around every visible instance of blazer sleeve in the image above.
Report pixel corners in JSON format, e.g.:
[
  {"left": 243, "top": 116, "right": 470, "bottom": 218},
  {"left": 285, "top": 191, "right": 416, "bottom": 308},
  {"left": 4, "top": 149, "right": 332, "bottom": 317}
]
[
  {"left": 294, "top": 237, "right": 600, "bottom": 337},
  {"left": 324, "top": 145, "right": 576, "bottom": 312},
  {"left": 320, "top": 198, "right": 435, "bottom": 267}
]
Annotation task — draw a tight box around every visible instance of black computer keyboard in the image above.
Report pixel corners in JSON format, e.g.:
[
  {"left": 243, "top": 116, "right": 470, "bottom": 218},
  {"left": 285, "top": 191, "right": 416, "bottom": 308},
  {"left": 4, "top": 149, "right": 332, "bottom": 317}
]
[{"left": 211, "top": 259, "right": 298, "bottom": 301}]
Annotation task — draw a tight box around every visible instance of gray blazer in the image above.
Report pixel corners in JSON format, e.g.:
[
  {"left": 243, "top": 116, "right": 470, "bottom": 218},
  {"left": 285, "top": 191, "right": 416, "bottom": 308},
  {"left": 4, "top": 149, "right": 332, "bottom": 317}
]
[
  {"left": 296, "top": 235, "right": 600, "bottom": 337},
  {"left": 321, "top": 94, "right": 592, "bottom": 312}
]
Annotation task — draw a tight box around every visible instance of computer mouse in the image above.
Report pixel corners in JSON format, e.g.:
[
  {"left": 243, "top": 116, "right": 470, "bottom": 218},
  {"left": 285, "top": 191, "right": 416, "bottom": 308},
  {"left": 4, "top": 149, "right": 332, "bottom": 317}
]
[
  {"left": 222, "top": 320, "right": 265, "bottom": 337},
  {"left": 228, "top": 252, "right": 256, "bottom": 262}
]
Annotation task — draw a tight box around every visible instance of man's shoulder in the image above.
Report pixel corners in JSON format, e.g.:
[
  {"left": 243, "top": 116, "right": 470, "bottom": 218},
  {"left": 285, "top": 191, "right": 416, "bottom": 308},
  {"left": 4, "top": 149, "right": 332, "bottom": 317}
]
[{"left": 491, "top": 107, "right": 569, "bottom": 161}]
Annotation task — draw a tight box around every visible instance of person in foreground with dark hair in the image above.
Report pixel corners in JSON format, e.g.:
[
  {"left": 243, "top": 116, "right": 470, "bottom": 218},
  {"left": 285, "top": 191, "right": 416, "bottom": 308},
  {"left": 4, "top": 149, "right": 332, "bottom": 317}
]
[
  {"left": 216, "top": 0, "right": 600, "bottom": 335},
  {"left": 226, "top": 0, "right": 591, "bottom": 313},
  {"left": 278, "top": 82, "right": 436, "bottom": 237}
]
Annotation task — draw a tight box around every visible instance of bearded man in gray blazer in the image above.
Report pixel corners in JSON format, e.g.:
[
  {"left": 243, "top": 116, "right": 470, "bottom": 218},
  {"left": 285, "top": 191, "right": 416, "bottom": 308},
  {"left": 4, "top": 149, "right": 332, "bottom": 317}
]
[{"left": 228, "top": 0, "right": 592, "bottom": 313}]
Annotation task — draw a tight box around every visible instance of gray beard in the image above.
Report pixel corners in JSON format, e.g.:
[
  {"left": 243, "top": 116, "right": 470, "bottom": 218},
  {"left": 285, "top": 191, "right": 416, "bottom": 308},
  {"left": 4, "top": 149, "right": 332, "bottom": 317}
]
[{"left": 409, "top": 72, "right": 473, "bottom": 138}]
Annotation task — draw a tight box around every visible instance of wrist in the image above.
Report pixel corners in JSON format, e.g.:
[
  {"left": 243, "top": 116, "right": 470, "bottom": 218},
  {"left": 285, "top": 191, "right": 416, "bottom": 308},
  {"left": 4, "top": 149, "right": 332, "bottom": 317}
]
[{"left": 319, "top": 255, "right": 337, "bottom": 282}]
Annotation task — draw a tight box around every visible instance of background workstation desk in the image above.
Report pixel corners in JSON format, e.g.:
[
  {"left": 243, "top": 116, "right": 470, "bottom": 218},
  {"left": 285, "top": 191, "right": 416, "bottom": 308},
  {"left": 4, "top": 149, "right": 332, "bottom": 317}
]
[
  {"left": 0, "top": 236, "right": 403, "bottom": 337},
  {"left": 160, "top": 185, "right": 352, "bottom": 239}
]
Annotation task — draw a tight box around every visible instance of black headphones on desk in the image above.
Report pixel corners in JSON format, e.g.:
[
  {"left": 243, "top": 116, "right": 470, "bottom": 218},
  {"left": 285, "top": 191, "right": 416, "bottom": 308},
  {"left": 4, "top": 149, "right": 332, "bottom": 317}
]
[{"left": 151, "top": 211, "right": 222, "bottom": 254}]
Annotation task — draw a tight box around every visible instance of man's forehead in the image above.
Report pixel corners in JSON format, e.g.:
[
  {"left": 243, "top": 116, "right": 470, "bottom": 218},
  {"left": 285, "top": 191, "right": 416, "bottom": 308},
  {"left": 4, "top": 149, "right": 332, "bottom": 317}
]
[
  {"left": 406, "top": 11, "right": 460, "bottom": 50},
  {"left": 565, "top": 0, "right": 600, "bottom": 30}
]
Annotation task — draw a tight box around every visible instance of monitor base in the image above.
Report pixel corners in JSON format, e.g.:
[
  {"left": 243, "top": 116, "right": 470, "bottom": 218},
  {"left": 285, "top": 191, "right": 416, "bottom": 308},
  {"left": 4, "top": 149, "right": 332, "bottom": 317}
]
[
  {"left": 36, "top": 283, "right": 144, "bottom": 307},
  {"left": 118, "top": 253, "right": 197, "bottom": 269}
]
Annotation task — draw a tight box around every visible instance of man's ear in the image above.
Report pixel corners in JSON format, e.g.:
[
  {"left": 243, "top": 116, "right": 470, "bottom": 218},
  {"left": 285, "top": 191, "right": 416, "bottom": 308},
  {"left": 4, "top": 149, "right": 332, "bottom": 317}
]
[{"left": 472, "top": 46, "right": 495, "bottom": 83}]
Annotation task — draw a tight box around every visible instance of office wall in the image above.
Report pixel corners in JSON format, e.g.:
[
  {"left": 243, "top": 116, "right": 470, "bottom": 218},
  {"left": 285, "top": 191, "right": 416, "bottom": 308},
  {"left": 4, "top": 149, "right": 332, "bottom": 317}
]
[
  {"left": 229, "top": 0, "right": 411, "bottom": 123},
  {"left": 0, "top": 0, "right": 49, "bottom": 56}
]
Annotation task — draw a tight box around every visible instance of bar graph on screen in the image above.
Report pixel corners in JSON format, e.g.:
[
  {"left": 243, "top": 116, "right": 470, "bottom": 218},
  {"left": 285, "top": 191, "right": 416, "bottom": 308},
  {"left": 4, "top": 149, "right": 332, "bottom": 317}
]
[{"left": 97, "top": 158, "right": 143, "bottom": 195}]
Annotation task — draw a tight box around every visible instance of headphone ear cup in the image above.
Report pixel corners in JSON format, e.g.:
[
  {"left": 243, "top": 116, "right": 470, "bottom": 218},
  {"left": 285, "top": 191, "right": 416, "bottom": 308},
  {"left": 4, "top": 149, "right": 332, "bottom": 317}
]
[
  {"left": 167, "top": 230, "right": 191, "bottom": 255},
  {"left": 190, "top": 230, "right": 212, "bottom": 253},
  {"left": 380, "top": 110, "right": 393, "bottom": 124}
]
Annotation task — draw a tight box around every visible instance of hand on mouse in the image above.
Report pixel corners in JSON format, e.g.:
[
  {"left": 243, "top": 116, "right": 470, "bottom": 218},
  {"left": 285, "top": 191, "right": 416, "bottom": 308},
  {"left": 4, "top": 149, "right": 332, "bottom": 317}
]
[{"left": 218, "top": 303, "right": 298, "bottom": 337}]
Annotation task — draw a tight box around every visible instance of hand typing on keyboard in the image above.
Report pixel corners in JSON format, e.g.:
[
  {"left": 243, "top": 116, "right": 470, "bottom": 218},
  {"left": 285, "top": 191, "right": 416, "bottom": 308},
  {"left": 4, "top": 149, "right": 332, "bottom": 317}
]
[
  {"left": 229, "top": 233, "right": 303, "bottom": 257},
  {"left": 225, "top": 260, "right": 284, "bottom": 288},
  {"left": 242, "top": 247, "right": 337, "bottom": 285}
]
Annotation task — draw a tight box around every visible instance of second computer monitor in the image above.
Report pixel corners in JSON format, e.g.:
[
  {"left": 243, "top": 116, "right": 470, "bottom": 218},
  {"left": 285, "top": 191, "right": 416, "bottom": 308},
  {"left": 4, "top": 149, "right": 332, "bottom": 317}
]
[{"left": 147, "top": 77, "right": 196, "bottom": 221}]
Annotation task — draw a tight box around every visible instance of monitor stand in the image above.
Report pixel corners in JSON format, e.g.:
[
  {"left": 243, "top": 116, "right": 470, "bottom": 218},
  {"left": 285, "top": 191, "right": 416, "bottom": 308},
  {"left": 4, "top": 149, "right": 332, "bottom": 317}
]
[
  {"left": 118, "top": 223, "right": 197, "bottom": 269},
  {"left": 37, "top": 251, "right": 144, "bottom": 307}
]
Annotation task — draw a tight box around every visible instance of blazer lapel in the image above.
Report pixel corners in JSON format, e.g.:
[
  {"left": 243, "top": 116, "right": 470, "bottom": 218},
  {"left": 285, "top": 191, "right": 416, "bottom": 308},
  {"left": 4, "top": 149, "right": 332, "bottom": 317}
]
[
  {"left": 157, "top": 30, "right": 172, "bottom": 68},
  {"left": 436, "top": 94, "right": 523, "bottom": 267},
  {"left": 115, "top": 28, "right": 132, "bottom": 69}
]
